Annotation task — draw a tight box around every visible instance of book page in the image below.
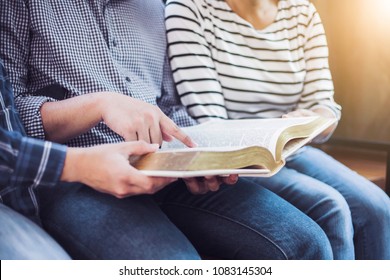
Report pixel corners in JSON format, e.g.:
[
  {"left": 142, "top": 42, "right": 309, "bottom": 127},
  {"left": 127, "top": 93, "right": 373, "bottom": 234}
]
[
  {"left": 162, "top": 117, "right": 318, "bottom": 158},
  {"left": 133, "top": 145, "right": 282, "bottom": 177}
]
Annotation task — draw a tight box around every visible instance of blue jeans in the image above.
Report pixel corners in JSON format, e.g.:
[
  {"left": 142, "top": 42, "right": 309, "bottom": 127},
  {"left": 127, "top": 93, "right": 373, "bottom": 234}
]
[
  {"left": 0, "top": 61, "right": 331, "bottom": 260},
  {"left": 37, "top": 179, "right": 332, "bottom": 260},
  {"left": 248, "top": 146, "right": 390, "bottom": 260},
  {"left": 0, "top": 204, "right": 70, "bottom": 260}
]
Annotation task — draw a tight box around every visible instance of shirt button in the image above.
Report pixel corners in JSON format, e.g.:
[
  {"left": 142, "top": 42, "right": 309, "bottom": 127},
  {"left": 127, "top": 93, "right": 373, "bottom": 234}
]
[
  {"left": 112, "top": 40, "right": 117, "bottom": 47},
  {"left": 125, "top": 77, "right": 131, "bottom": 82}
]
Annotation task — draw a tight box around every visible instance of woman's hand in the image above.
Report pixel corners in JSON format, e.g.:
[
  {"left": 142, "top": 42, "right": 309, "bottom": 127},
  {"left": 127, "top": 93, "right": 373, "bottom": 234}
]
[{"left": 283, "top": 108, "right": 338, "bottom": 143}]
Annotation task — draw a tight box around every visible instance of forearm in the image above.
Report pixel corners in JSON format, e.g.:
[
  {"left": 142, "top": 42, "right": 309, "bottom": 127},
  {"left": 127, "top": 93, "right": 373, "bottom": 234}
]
[
  {"left": 301, "top": 2, "right": 341, "bottom": 124},
  {"left": 165, "top": 0, "right": 228, "bottom": 122},
  {"left": 41, "top": 92, "right": 105, "bottom": 143}
]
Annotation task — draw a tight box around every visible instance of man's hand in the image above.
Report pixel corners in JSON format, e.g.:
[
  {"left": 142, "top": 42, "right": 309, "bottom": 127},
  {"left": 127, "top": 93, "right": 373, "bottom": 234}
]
[
  {"left": 183, "top": 175, "right": 238, "bottom": 195},
  {"left": 61, "top": 141, "right": 177, "bottom": 198},
  {"left": 40, "top": 92, "right": 195, "bottom": 147},
  {"left": 100, "top": 93, "right": 195, "bottom": 147}
]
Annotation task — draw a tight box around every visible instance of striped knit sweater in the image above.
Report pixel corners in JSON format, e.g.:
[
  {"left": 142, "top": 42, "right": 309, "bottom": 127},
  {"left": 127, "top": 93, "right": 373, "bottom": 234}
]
[{"left": 165, "top": 0, "right": 341, "bottom": 122}]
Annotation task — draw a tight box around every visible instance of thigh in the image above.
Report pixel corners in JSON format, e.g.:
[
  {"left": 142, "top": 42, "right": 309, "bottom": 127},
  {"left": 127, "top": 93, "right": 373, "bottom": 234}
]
[
  {"left": 156, "top": 179, "right": 332, "bottom": 260},
  {"left": 287, "top": 147, "right": 390, "bottom": 209},
  {"left": 38, "top": 183, "right": 200, "bottom": 260},
  {"left": 247, "top": 166, "right": 352, "bottom": 220},
  {"left": 287, "top": 146, "right": 390, "bottom": 259},
  {"left": 0, "top": 204, "right": 70, "bottom": 260},
  {"left": 247, "top": 168, "right": 355, "bottom": 260}
]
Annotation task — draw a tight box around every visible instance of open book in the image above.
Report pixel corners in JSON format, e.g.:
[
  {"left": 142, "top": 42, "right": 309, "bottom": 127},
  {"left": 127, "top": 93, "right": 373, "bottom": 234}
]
[{"left": 130, "top": 116, "right": 336, "bottom": 177}]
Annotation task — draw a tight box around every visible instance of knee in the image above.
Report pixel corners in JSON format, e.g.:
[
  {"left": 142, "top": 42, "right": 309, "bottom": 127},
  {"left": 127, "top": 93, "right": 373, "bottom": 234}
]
[
  {"left": 304, "top": 228, "right": 333, "bottom": 260},
  {"left": 288, "top": 219, "right": 333, "bottom": 260},
  {"left": 353, "top": 192, "right": 390, "bottom": 227},
  {"left": 246, "top": 212, "right": 333, "bottom": 260},
  {"left": 311, "top": 188, "right": 353, "bottom": 229},
  {"left": 255, "top": 228, "right": 333, "bottom": 260}
]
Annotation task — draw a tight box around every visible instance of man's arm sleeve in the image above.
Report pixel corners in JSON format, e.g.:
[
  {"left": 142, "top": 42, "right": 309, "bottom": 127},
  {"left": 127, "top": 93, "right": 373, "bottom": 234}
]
[{"left": 0, "top": 128, "right": 67, "bottom": 218}]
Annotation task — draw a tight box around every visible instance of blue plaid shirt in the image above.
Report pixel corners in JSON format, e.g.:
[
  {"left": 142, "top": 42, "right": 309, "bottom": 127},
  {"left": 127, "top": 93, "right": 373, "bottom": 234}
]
[
  {"left": 0, "top": 61, "right": 66, "bottom": 221},
  {"left": 0, "top": 0, "right": 197, "bottom": 148}
]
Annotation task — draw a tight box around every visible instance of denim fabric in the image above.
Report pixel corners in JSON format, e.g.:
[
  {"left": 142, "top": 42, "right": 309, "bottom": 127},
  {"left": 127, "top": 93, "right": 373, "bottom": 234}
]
[
  {"left": 0, "top": 204, "right": 70, "bottom": 259},
  {"left": 38, "top": 179, "right": 333, "bottom": 260},
  {"left": 158, "top": 178, "right": 332, "bottom": 260},
  {"left": 248, "top": 146, "right": 390, "bottom": 260}
]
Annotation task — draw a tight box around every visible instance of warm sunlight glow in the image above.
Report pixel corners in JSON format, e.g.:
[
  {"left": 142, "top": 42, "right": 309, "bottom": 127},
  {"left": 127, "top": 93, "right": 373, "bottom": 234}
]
[
  {"left": 361, "top": 0, "right": 390, "bottom": 25},
  {"left": 352, "top": 0, "right": 390, "bottom": 37}
]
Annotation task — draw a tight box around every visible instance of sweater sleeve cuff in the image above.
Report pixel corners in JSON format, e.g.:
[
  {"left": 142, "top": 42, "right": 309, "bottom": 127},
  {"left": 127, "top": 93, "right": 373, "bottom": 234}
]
[{"left": 311, "top": 104, "right": 341, "bottom": 120}]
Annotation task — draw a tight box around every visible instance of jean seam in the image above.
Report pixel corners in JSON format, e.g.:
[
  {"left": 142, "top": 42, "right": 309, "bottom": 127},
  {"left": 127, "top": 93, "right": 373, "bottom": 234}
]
[{"left": 162, "top": 202, "right": 289, "bottom": 259}]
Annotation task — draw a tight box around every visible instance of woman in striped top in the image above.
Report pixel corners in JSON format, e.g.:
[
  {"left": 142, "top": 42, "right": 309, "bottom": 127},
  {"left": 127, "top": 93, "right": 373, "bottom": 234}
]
[{"left": 166, "top": 0, "right": 390, "bottom": 259}]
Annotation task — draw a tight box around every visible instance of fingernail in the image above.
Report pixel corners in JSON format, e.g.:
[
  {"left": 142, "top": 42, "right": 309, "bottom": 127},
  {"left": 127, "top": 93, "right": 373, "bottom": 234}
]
[{"left": 190, "top": 140, "right": 198, "bottom": 147}]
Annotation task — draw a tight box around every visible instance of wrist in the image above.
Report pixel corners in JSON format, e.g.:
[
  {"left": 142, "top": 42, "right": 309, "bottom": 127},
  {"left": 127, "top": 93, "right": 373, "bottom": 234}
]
[
  {"left": 90, "top": 92, "right": 109, "bottom": 123},
  {"left": 60, "top": 147, "right": 86, "bottom": 183},
  {"left": 312, "top": 107, "right": 337, "bottom": 120}
]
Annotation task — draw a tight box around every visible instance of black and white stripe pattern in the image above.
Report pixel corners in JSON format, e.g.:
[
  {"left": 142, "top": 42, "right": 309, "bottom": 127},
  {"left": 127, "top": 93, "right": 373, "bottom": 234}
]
[{"left": 166, "top": 0, "right": 341, "bottom": 122}]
